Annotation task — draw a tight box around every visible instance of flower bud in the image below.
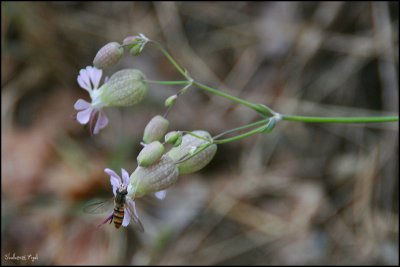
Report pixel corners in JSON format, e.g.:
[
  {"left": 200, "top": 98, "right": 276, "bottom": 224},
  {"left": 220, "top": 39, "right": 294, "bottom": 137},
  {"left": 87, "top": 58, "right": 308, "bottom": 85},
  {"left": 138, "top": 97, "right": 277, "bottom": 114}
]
[
  {"left": 128, "top": 155, "right": 179, "bottom": 198},
  {"left": 99, "top": 69, "right": 147, "bottom": 107},
  {"left": 167, "top": 130, "right": 217, "bottom": 174},
  {"left": 129, "top": 43, "right": 143, "bottom": 56},
  {"left": 93, "top": 42, "right": 123, "bottom": 69},
  {"left": 165, "top": 131, "right": 182, "bottom": 146},
  {"left": 122, "top": 36, "right": 138, "bottom": 46},
  {"left": 165, "top": 95, "right": 178, "bottom": 107},
  {"left": 123, "top": 36, "right": 144, "bottom": 56},
  {"left": 137, "top": 141, "right": 165, "bottom": 167},
  {"left": 143, "top": 115, "right": 169, "bottom": 144}
]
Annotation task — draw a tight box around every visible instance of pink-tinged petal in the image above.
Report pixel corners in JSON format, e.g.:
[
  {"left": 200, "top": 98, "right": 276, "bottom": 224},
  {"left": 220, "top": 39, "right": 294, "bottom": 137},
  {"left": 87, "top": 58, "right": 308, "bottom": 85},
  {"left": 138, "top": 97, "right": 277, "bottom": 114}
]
[
  {"left": 105, "top": 168, "right": 120, "bottom": 196},
  {"left": 93, "top": 111, "right": 109, "bottom": 135},
  {"left": 76, "top": 107, "right": 93, "bottom": 124},
  {"left": 105, "top": 168, "right": 122, "bottom": 185},
  {"left": 88, "top": 67, "right": 102, "bottom": 89},
  {"left": 104, "top": 76, "right": 109, "bottom": 83},
  {"left": 154, "top": 190, "right": 167, "bottom": 200},
  {"left": 122, "top": 208, "right": 131, "bottom": 227},
  {"left": 74, "top": 99, "right": 91, "bottom": 110},
  {"left": 77, "top": 75, "right": 91, "bottom": 92},
  {"left": 121, "top": 168, "right": 130, "bottom": 187},
  {"left": 78, "top": 68, "right": 92, "bottom": 91}
]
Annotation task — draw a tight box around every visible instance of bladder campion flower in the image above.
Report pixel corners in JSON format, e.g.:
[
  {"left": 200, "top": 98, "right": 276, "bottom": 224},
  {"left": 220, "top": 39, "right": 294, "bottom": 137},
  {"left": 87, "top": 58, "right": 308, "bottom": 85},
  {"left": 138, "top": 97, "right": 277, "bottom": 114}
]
[
  {"left": 75, "top": 66, "right": 109, "bottom": 135},
  {"left": 74, "top": 66, "right": 148, "bottom": 135}
]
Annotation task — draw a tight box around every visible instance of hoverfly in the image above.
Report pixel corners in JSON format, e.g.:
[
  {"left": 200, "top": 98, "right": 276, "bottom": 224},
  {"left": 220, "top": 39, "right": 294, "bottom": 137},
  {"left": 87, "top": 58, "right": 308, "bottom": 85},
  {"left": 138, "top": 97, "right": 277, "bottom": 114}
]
[{"left": 83, "top": 168, "right": 144, "bottom": 232}]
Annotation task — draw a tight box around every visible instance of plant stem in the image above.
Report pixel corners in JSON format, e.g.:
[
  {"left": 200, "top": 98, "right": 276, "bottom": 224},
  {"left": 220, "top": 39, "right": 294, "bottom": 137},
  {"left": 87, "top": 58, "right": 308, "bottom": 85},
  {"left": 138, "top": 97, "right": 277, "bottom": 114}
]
[
  {"left": 149, "top": 39, "right": 399, "bottom": 125},
  {"left": 145, "top": 80, "right": 189, "bottom": 86},
  {"left": 150, "top": 41, "right": 187, "bottom": 77},
  {"left": 213, "top": 125, "right": 266, "bottom": 144},
  {"left": 192, "top": 81, "right": 272, "bottom": 116},
  {"left": 150, "top": 40, "right": 274, "bottom": 117},
  {"left": 281, "top": 114, "right": 399, "bottom": 123},
  {"left": 213, "top": 119, "right": 269, "bottom": 139}
]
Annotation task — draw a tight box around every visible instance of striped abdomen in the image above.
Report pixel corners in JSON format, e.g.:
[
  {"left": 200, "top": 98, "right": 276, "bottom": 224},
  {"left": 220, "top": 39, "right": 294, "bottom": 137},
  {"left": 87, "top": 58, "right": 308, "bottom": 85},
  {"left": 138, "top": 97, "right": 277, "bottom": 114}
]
[{"left": 113, "top": 202, "right": 125, "bottom": 229}]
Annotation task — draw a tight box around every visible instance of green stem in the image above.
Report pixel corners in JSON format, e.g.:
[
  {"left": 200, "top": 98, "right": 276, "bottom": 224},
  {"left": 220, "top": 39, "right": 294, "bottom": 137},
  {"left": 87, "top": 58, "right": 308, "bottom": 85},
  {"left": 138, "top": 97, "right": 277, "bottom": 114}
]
[
  {"left": 149, "top": 39, "right": 399, "bottom": 125},
  {"left": 213, "top": 125, "right": 266, "bottom": 144},
  {"left": 150, "top": 40, "right": 274, "bottom": 117},
  {"left": 213, "top": 119, "right": 269, "bottom": 139},
  {"left": 145, "top": 80, "right": 190, "bottom": 86},
  {"left": 150, "top": 41, "right": 187, "bottom": 77},
  {"left": 281, "top": 114, "right": 399, "bottom": 123},
  {"left": 193, "top": 81, "right": 272, "bottom": 116}
]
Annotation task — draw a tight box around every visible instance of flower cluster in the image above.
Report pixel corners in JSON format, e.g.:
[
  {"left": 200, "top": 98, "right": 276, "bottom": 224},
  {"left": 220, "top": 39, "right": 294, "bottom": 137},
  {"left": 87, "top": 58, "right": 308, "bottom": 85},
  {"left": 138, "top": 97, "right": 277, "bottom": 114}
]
[{"left": 78, "top": 34, "right": 217, "bottom": 230}]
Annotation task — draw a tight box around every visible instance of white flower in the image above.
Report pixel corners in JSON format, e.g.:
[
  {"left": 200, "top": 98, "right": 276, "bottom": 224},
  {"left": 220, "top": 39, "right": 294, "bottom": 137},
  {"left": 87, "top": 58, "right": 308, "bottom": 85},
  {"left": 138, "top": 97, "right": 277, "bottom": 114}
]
[{"left": 74, "top": 66, "right": 109, "bottom": 135}]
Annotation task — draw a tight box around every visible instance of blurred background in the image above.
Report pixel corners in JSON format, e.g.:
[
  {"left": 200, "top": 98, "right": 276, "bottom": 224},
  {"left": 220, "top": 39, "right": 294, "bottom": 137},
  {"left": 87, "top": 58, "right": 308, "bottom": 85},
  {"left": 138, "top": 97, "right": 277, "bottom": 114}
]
[{"left": 1, "top": 1, "right": 399, "bottom": 265}]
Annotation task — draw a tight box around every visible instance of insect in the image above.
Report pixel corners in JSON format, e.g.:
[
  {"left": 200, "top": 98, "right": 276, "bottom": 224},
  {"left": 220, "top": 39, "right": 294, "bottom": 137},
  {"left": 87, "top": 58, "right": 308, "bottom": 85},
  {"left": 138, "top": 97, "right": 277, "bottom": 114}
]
[{"left": 83, "top": 168, "right": 144, "bottom": 232}]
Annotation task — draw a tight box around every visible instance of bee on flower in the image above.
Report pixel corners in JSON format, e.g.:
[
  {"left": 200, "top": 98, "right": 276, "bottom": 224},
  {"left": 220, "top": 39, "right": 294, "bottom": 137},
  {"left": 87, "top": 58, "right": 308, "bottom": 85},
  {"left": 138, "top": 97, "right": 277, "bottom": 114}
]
[{"left": 84, "top": 168, "right": 144, "bottom": 231}]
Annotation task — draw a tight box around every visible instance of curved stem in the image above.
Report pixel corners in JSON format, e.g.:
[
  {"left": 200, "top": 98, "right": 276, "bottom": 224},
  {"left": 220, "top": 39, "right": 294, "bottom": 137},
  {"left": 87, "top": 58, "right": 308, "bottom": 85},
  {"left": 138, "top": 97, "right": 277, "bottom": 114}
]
[
  {"left": 281, "top": 114, "right": 399, "bottom": 123},
  {"left": 192, "top": 81, "right": 272, "bottom": 116},
  {"left": 149, "top": 39, "right": 399, "bottom": 125},
  {"left": 149, "top": 40, "right": 274, "bottom": 117}
]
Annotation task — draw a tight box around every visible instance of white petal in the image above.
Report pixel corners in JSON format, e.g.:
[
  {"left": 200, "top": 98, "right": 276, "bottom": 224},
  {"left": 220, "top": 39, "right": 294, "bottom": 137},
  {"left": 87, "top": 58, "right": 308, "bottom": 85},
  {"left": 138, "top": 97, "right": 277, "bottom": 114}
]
[
  {"left": 88, "top": 67, "right": 102, "bottom": 89},
  {"left": 76, "top": 107, "right": 93, "bottom": 124},
  {"left": 78, "top": 68, "right": 92, "bottom": 91},
  {"left": 77, "top": 75, "right": 91, "bottom": 92},
  {"left": 74, "top": 99, "right": 91, "bottom": 110},
  {"left": 122, "top": 208, "right": 131, "bottom": 227},
  {"left": 121, "top": 168, "right": 130, "bottom": 187},
  {"left": 104, "top": 168, "right": 121, "bottom": 196},
  {"left": 93, "top": 111, "right": 109, "bottom": 135},
  {"left": 154, "top": 190, "right": 167, "bottom": 200},
  {"left": 105, "top": 168, "right": 122, "bottom": 184}
]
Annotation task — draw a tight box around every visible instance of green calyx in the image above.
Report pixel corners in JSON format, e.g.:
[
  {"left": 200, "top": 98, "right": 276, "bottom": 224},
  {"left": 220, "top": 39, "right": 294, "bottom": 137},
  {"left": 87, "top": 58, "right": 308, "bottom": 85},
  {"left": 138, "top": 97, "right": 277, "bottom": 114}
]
[
  {"left": 143, "top": 115, "right": 169, "bottom": 144},
  {"left": 137, "top": 141, "right": 165, "bottom": 167},
  {"left": 128, "top": 155, "right": 179, "bottom": 198},
  {"left": 167, "top": 130, "right": 217, "bottom": 174},
  {"left": 100, "top": 69, "right": 147, "bottom": 107}
]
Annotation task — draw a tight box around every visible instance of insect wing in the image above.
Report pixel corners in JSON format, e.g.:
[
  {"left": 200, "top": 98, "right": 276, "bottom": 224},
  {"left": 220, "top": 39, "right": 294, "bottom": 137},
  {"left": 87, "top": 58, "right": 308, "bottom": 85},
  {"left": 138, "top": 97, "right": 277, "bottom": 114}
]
[
  {"left": 83, "top": 198, "right": 114, "bottom": 214},
  {"left": 126, "top": 201, "right": 145, "bottom": 232}
]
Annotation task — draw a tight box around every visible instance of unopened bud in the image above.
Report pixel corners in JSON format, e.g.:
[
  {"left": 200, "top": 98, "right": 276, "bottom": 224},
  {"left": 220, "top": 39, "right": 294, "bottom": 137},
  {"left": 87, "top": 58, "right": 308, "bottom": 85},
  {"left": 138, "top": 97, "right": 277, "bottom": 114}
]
[
  {"left": 143, "top": 115, "right": 169, "bottom": 144},
  {"left": 123, "top": 36, "right": 138, "bottom": 46},
  {"left": 165, "top": 131, "right": 182, "bottom": 146},
  {"left": 93, "top": 42, "right": 123, "bottom": 69},
  {"left": 129, "top": 43, "right": 143, "bottom": 56},
  {"left": 137, "top": 141, "right": 165, "bottom": 167},
  {"left": 123, "top": 36, "right": 145, "bottom": 56},
  {"left": 167, "top": 130, "right": 217, "bottom": 174},
  {"left": 99, "top": 69, "right": 147, "bottom": 107},
  {"left": 128, "top": 155, "right": 179, "bottom": 198},
  {"left": 165, "top": 95, "right": 178, "bottom": 107}
]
